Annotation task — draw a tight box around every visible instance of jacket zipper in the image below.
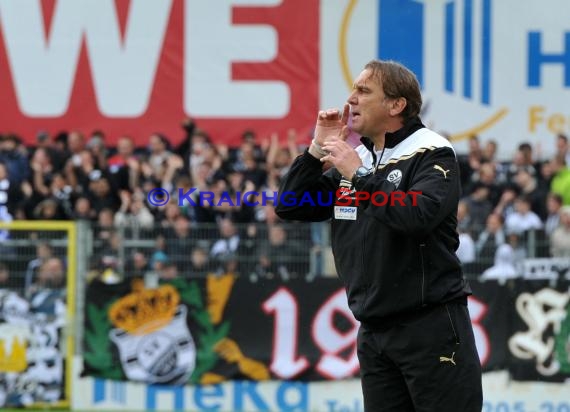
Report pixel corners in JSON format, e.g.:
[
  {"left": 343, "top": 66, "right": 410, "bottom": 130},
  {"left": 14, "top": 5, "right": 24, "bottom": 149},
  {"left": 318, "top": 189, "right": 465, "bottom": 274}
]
[
  {"left": 359, "top": 147, "right": 381, "bottom": 313},
  {"left": 359, "top": 220, "right": 370, "bottom": 313},
  {"left": 419, "top": 243, "right": 426, "bottom": 307}
]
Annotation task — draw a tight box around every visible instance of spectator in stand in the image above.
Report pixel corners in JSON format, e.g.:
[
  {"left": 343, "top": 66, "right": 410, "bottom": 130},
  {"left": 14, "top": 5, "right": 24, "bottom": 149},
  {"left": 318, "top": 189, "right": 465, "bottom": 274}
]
[
  {"left": 0, "top": 262, "right": 11, "bottom": 289},
  {"left": 479, "top": 244, "right": 518, "bottom": 285},
  {"left": 149, "top": 234, "right": 169, "bottom": 272},
  {"left": 475, "top": 213, "right": 506, "bottom": 270},
  {"left": 86, "top": 174, "right": 120, "bottom": 214},
  {"left": 188, "top": 246, "right": 213, "bottom": 278},
  {"left": 555, "top": 133, "right": 570, "bottom": 167},
  {"left": 65, "top": 149, "right": 101, "bottom": 195},
  {"left": 519, "top": 142, "right": 540, "bottom": 168},
  {"left": 223, "top": 168, "right": 256, "bottom": 223},
  {"left": 545, "top": 192, "right": 564, "bottom": 236},
  {"left": 506, "top": 143, "right": 538, "bottom": 182},
  {"left": 210, "top": 218, "right": 240, "bottom": 268},
  {"left": 482, "top": 139, "right": 497, "bottom": 163},
  {"left": 466, "top": 161, "right": 502, "bottom": 208},
  {"left": 27, "top": 257, "right": 66, "bottom": 300},
  {"left": 33, "top": 198, "right": 66, "bottom": 220},
  {"left": 265, "top": 130, "right": 300, "bottom": 182},
  {"left": 114, "top": 189, "right": 155, "bottom": 230},
  {"left": 48, "top": 172, "right": 74, "bottom": 219},
  {"left": 256, "top": 224, "right": 307, "bottom": 280},
  {"left": 97, "top": 231, "right": 122, "bottom": 271},
  {"left": 24, "top": 241, "right": 54, "bottom": 291},
  {"left": 29, "top": 147, "right": 56, "bottom": 198},
  {"left": 51, "top": 131, "right": 68, "bottom": 162},
  {"left": 228, "top": 129, "right": 266, "bottom": 170},
  {"left": 174, "top": 117, "right": 197, "bottom": 172},
  {"left": 456, "top": 227, "right": 476, "bottom": 264},
  {"left": 493, "top": 184, "right": 519, "bottom": 222},
  {"left": 0, "top": 161, "right": 25, "bottom": 219},
  {"left": 251, "top": 201, "right": 286, "bottom": 248},
  {"left": 537, "top": 158, "right": 556, "bottom": 187},
  {"left": 158, "top": 201, "right": 183, "bottom": 230},
  {"left": 72, "top": 196, "right": 95, "bottom": 220},
  {"left": 86, "top": 130, "right": 108, "bottom": 171},
  {"left": 35, "top": 131, "right": 52, "bottom": 150},
  {"left": 505, "top": 195, "right": 543, "bottom": 236},
  {"left": 512, "top": 167, "right": 548, "bottom": 220},
  {"left": 462, "top": 182, "right": 493, "bottom": 235},
  {"left": 93, "top": 208, "right": 115, "bottom": 257},
  {"left": 190, "top": 161, "right": 215, "bottom": 196},
  {"left": 124, "top": 251, "right": 151, "bottom": 279},
  {"left": 550, "top": 206, "right": 570, "bottom": 257},
  {"left": 185, "top": 130, "right": 224, "bottom": 182},
  {"left": 507, "top": 232, "right": 527, "bottom": 264},
  {"left": 66, "top": 131, "right": 87, "bottom": 163},
  {"left": 106, "top": 135, "right": 140, "bottom": 191},
  {"left": 157, "top": 261, "right": 179, "bottom": 281},
  {"left": 458, "top": 135, "right": 483, "bottom": 188},
  {"left": 176, "top": 118, "right": 227, "bottom": 175},
  {"left": 192, "top": 175, "right": 221, "bottom": 223},
  {"left": 172, "top": 174, "right": 196, "bottom": 221},
  {"left": 456, "top": 199, "right": 472, "bottom": 234},
  {"left": 142, "top": 134, "right": 185, "bottom": 193},
  {"left": 0, "top": 134, "right": 30, "bottom": 186},
  {"left": 240, "top": 151, "right": 267, "bottom": 189},
  {"left": 550, "top": 156, "right": 570, "bottom": 205},
  {"left": 164, "top": 215, "right": 196, "bottom": 268},
  {"left": 236, "top": 222, "right": 260, "bottom": 277},
  {"left": 186, "top": 129, "right": 211, "bottom": 168},
  {"left": 146, "top": 133, "right": 173, "bottom": 175}
]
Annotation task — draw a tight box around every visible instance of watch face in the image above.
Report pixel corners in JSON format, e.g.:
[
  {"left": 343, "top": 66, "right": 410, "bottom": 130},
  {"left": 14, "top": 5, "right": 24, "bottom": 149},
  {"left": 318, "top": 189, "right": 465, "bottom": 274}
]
[{"left": 356, "top": 166, "right": 370, "bottom": 177}]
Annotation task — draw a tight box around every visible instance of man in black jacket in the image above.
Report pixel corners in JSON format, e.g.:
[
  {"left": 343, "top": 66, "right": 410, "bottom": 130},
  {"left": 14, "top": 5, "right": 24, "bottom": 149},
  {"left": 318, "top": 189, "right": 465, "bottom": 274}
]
[{"left": 275, "top": 60, "right": 482, "bottom": 412}]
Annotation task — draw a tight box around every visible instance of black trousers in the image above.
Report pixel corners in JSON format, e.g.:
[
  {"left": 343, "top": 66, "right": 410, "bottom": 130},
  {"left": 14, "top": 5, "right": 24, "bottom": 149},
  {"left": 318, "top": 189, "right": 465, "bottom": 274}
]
[{"left": 357, "top": 302, "right": 483, "bottom": 412}]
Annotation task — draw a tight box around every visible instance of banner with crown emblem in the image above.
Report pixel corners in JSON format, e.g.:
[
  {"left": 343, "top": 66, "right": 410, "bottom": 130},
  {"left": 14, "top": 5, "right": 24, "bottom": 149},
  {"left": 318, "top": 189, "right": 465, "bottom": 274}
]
[
  {"left": 82, "top": 275, "right": 570, "bottom": 385},
  {"left": 0, "top": 289, "right": 67, "bottom": 408},
  {"left": 82, "top": 275, "right": 361, "bottom": 384}
]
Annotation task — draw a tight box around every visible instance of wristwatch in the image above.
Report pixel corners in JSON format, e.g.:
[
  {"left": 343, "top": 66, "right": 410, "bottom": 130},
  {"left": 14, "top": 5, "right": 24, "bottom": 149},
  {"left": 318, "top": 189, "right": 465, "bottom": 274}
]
[{"left": 351, "top": 166, "right": 372, "bottom": 187}]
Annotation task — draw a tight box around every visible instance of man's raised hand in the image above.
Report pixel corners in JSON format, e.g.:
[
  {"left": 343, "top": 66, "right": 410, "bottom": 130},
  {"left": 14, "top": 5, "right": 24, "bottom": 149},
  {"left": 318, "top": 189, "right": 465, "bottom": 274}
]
[{"left": 314, "top": 104, "right": 350, "bottom": 146}]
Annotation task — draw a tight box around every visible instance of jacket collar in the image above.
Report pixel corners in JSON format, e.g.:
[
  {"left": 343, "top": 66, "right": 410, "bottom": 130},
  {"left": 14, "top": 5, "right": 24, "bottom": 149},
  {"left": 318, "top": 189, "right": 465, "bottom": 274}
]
[
  {"left": 360, "top": 116, "right": 425, "bottom": 150},
  {"left": 384, "top": 116, "right": 425, "bottom": 148}
]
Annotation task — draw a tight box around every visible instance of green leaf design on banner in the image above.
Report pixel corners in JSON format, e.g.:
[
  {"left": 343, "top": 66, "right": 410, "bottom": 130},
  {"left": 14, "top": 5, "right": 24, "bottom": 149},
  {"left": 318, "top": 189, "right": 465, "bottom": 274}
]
[
  {"left": 169, "top": 277, "right": 203, "bottom": 308},
  {"left": 164, "top": 278, "right": 231, "bottom": 384},
  {"left": 84, "top": 301, "right": 125, "bottom": 380},
  {"left": 554, "top": 303, "right": 570, "bottom": 373}
]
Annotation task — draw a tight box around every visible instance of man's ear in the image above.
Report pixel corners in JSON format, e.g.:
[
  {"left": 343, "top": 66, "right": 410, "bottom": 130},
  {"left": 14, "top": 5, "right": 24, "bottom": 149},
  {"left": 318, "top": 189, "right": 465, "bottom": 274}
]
[{"left": 389, "top": 97, "right": 407, "bottom": 117}]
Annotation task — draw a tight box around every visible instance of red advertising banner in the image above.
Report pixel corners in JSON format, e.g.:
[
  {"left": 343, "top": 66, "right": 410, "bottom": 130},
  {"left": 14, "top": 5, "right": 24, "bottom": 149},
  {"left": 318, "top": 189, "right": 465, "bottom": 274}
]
[{"left": 0, "top": 0, "right": 319, "bottom": 146}]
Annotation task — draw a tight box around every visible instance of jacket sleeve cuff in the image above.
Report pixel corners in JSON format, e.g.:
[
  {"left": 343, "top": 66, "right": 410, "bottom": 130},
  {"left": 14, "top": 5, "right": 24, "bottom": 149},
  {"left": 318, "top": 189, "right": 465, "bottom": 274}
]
[{"left": 301, "top": 148, "right": 326, "bottom": 168}]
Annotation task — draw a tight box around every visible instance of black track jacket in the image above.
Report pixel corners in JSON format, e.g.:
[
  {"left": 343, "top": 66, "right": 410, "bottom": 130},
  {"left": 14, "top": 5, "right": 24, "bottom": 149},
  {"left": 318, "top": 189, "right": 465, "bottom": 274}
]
[{"left": 275, "top": 118, "right": 471, "bottom": 328}]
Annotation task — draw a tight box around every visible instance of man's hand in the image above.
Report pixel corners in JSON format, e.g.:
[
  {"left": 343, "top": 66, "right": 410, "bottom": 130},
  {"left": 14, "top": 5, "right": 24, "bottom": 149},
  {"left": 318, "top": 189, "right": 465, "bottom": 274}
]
[
  {"left": 320, "top": 139, "right": 362, "bottom": 180},
  {"left": 314, "top": 104, "right": 361, "bottom": 178},
  {"left": 314, "top": 104, "right": 350, "bottom": 146}
]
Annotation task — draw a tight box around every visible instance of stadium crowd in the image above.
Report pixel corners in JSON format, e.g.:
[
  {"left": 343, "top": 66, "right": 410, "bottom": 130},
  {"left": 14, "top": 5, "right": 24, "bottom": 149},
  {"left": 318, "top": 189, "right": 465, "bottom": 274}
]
[{"left": 0, "top": 120, "right": 569, "bottom": 291}]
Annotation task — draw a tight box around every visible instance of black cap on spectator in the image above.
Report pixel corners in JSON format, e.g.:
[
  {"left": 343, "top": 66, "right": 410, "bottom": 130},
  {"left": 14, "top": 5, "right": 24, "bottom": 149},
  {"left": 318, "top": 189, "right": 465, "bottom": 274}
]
[
  {"left": 502, "top": 182, "right": 521, "bottom": 195},
  {"left": 36, "top": 131, "right": 50, "bottom": 142},
  {"left": 54, "top": 131, "right": 68, "bottom": 146}
]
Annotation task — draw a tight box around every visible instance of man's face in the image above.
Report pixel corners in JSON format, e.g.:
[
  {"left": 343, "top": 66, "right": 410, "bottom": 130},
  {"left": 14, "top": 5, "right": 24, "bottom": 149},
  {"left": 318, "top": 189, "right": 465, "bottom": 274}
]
[
  {"left": 487, "top": 214, "right": 501, "bottom": 232},
  {"left": 557, "top": 137, "right": 568, "bottom": 154},
  {"left": 117, "top": 137, "right": 134, "bottom": 157},
  {"left": 347, "top": 68, "right": 391, "bottom": 138},
  {"left": 0, "top": 269, "right": 8, "bottom": 283}
]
